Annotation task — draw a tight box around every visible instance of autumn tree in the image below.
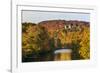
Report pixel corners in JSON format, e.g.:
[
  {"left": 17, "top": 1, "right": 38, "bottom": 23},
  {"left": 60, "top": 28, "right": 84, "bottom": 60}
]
[
  {"left": 79, "top": 27, "right": 90, "bottom": 59},
  {"left": 22, "top": 23, "right": 51, "bottom": 61}
]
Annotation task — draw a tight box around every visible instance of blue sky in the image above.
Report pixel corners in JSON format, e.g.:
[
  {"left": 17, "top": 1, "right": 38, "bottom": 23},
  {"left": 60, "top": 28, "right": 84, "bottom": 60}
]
[{"left": 22, "top": 10, "right": 90, "bottom": 23}]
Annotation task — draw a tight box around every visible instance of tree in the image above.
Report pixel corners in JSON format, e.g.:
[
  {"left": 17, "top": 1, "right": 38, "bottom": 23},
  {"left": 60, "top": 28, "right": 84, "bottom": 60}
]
[
  {"left": 22, "top": 22, "right": 36, "bottom": 32},
  {"left": 79, "top": 27, "right": 90, "bottom": 59},
  {"left": 22, "top": 23, "right": 52, "bottom": 61}
]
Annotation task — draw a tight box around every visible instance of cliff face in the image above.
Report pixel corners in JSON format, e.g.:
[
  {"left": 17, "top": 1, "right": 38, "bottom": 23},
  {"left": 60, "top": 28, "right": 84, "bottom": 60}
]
[{"left": 38, "top": 20, "right": 90, "bottom": 31}]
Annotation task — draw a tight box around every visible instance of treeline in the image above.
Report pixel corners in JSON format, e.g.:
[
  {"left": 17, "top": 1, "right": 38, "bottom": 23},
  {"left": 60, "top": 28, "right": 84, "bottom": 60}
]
[{"left": 22, "top": 20, "right": 90, "bottom": 62}]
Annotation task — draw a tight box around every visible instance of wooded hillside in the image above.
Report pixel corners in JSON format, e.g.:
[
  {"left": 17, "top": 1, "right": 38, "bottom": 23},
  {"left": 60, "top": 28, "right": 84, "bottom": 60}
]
[{"left": 22, "top": 20, "right": 90, "bottom": 62}]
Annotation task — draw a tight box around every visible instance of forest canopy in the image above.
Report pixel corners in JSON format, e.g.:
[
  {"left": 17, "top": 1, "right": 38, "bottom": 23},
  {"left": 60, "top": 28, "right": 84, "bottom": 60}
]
[{"left": 22, "top": 20, "right": 90, "bottom": 62}]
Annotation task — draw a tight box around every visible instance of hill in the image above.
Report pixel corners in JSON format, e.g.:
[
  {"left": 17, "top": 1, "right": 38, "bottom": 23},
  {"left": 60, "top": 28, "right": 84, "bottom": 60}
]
[{"left": 38, "top": 20, "right": 89, "bottom": 31}]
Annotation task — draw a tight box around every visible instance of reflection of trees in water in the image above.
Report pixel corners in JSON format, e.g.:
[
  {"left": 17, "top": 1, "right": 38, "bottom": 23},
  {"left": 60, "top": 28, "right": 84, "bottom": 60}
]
[
  {"left": 22, "top": 22, "right": 90, "bottom": 62},
  {"left": 22, "top": 50, "right": 54, "bottom": 62}
]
